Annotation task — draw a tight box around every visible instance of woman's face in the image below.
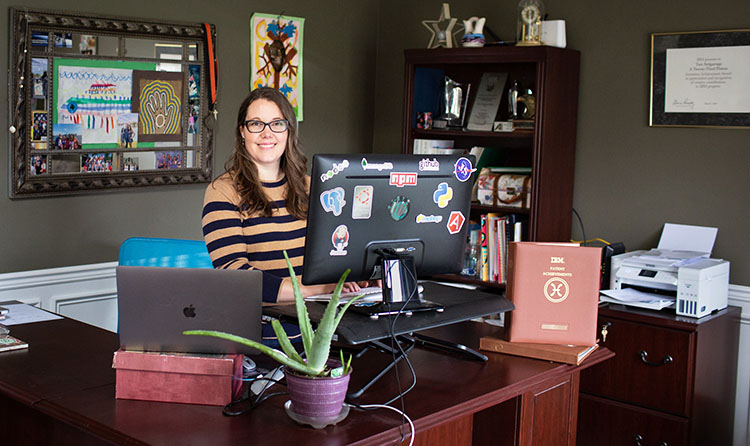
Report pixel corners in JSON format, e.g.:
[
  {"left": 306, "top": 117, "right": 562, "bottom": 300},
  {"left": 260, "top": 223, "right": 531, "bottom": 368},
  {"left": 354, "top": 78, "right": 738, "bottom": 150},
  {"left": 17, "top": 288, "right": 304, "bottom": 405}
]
[{"left": 240, "top": 98, "right": 289, "bottom": 178}]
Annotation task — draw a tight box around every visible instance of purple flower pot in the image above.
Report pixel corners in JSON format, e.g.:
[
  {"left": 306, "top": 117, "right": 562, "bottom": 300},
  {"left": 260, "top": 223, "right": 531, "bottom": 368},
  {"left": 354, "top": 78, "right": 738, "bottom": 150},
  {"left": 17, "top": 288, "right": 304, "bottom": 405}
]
[{"left": 285, "top": 368, "right": 351, "bottom": 418}]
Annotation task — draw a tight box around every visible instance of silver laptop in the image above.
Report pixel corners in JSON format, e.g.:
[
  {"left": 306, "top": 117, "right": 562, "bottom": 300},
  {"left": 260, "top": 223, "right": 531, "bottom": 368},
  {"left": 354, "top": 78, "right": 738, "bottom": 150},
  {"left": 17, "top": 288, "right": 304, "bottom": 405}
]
[{"left": 117, "top": 266, "right": 262, "bottom": 355}]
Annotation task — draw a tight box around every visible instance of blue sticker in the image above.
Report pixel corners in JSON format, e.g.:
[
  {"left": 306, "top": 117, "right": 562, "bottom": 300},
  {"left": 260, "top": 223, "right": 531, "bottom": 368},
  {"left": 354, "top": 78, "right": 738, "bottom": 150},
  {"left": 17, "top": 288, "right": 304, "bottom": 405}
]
[
  {"left": 454, "top": 157, "right": 476, "bottom": 182},
  {"left": 320, "top": 187, "right": 346, "bottom": 216}
]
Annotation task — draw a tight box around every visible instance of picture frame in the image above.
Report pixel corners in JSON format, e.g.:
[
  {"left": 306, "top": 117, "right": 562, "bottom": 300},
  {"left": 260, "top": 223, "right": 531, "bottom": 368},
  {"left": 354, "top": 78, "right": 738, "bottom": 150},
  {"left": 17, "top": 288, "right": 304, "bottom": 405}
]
[
  {"left": 8, "top": 8, "right": 217, "bottom": 198},
  {"left": 650, "top": 29, "right": 750, "bottom": 128}
]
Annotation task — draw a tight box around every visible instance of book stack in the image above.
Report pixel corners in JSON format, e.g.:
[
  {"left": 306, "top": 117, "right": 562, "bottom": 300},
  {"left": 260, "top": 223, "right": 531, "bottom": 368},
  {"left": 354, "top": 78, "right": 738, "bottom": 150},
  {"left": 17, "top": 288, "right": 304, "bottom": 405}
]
[{"left": 478, "top": 213, "right": 526, "bottom": 283}]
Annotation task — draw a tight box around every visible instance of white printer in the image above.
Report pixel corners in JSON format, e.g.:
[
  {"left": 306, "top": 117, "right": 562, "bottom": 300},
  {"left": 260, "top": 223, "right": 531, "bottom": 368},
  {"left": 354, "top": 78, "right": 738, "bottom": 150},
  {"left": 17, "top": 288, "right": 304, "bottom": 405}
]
[{"left": 610, "top": 249, "right": 729, "bottom": 318}]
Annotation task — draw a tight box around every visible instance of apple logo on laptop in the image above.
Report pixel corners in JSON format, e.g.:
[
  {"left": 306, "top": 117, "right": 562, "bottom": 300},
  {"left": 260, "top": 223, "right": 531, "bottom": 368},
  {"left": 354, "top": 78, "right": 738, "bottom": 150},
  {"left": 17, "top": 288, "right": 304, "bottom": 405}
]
[{"left": 183, "top": 305, "right": 197, "bottom": 318}]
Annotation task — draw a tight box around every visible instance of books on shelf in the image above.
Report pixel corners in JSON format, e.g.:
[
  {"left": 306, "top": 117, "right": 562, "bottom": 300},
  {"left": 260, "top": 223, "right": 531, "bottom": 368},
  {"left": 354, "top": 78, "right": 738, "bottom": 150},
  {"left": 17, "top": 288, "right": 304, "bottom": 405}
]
[
  {"left": 479, "top": 336, "right": 599, "bottom": 365},
  {"left": 413, "top": 139, "right": 460, "bottom": 154},
  {"left": 477, "top": 213, "right": 526, "bottom": 284},
  {"left": 505, "top": 242, "right": 602, "bottom": 345}
]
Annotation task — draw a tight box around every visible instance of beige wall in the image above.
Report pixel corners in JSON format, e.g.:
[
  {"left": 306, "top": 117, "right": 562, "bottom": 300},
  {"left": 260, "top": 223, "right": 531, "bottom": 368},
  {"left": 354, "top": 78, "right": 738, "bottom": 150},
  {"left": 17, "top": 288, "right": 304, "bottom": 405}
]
[
  {"left": 373, "top": 0, "right": 750, "bottom": 286},
  {"left": 0, "top": 0, "right": 378, "bottom": 273}
]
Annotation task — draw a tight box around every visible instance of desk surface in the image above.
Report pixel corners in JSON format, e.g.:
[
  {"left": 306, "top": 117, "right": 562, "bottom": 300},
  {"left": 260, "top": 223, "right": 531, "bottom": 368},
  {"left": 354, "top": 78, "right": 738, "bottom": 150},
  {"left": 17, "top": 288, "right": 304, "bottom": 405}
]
[{"left": 0, "top": 317, "right": 612, "bottom": 445}]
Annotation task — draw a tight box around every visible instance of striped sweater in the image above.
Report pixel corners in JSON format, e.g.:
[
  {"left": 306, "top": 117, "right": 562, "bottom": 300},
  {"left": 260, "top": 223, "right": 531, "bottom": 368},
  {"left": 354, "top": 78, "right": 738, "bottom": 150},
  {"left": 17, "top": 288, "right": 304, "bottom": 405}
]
[{"left": 202, "top": 173, "right": 308, "bottom": 303}]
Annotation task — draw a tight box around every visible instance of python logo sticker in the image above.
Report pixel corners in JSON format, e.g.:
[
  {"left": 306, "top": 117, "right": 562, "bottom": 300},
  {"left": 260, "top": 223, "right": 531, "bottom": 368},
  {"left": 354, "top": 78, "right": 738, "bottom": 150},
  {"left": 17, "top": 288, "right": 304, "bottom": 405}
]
[
  {"left": 432, "top": 182, "right": 453, "bottom": 208},
  {"left": 544, "top": 277, "right": 570, "bottom": 303},
  {"left": 320, "top": 187, "right": 346, "bottom": 216}
]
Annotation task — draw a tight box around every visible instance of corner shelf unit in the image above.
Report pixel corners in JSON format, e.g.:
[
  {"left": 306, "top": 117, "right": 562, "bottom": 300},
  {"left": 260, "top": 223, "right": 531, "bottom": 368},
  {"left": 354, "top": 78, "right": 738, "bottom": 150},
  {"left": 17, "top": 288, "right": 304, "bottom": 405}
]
[{"left": 401, "top": 46, "right": 580, "bottom": 288}]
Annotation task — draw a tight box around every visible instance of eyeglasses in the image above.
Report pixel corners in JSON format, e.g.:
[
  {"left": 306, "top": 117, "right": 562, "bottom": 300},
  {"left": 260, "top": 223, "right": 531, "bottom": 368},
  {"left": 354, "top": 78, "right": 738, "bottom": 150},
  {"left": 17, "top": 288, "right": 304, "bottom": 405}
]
[{"left": 242, "top": 119, "right": 289, "bottom": 133}]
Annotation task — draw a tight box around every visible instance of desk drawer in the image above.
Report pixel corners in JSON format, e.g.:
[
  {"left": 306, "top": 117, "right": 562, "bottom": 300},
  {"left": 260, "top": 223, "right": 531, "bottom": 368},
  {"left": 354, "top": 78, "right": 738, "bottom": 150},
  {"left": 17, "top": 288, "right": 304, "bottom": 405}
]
[
  {"left": 580, "top": 316, "right": 692, "bottom": 415},
  {"left": 578, "top": 394, "right": 688, "bottom": 446}
]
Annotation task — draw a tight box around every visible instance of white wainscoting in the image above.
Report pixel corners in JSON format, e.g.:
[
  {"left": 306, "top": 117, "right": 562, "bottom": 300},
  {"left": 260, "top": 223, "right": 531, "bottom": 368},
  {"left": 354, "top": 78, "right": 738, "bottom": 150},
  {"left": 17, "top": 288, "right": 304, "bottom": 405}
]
[
  {"left": 0, "top": 262, "right": 118, "bottom": 332},
  {"left": 728, "top": 284, "right": 750, "bottom": 446},
  {"left": 0, "top": 262, "right": 748, "bottom": 443}
]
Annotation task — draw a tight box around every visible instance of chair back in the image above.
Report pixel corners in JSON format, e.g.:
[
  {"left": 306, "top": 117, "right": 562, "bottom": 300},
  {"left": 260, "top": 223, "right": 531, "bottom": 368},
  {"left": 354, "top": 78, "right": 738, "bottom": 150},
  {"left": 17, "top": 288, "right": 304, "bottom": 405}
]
[{"left": 118, "top": 237, "right": 213, "bottom": 269}]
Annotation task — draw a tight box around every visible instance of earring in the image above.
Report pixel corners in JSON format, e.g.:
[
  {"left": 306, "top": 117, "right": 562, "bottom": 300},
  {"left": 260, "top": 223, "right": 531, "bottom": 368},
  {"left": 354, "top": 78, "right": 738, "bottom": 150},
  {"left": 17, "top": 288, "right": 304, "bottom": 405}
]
[{"left": 241, "top": 137, "right": 245, "bottom": 145}]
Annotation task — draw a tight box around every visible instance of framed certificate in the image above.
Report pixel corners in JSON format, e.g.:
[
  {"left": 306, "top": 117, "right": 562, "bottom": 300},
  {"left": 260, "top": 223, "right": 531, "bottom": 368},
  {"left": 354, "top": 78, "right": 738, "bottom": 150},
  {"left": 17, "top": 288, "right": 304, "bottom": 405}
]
[{"left": 650, "top": 29, "right": 750, "bottom": 128}]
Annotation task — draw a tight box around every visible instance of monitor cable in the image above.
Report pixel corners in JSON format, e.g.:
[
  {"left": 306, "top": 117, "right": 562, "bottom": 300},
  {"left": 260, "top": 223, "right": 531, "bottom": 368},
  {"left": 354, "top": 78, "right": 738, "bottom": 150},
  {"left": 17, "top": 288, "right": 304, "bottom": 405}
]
[
  {"left": 571, "top": 207, "right": 587, "bottom": 246},
  {"left": 223, "top": 366, "right": 287, "bottom": 416}
]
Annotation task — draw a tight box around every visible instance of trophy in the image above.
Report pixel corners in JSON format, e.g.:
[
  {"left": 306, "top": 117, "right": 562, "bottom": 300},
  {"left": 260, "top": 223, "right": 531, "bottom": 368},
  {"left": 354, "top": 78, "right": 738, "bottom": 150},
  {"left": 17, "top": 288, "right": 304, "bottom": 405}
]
[{"left": 436, "top": 76, "right": 470, "bottom": 128}]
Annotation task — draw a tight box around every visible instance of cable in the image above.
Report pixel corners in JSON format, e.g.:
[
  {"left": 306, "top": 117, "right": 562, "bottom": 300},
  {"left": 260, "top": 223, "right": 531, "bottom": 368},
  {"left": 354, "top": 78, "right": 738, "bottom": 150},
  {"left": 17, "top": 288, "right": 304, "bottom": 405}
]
[
  {"left": 571, "top": 208, "right": 586, "bottom": 246},
  {"left": 352, "top": 403, "right": 415, "bottom": 446}
]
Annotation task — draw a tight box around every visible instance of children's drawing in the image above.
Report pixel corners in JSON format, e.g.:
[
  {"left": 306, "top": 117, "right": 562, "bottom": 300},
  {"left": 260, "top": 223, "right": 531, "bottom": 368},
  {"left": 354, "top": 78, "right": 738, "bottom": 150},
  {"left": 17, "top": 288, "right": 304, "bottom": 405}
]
[
  {"left": 250, "top": 13, "right": 304, "bottom": 120},
  {"left": 53, "top": 59, "right": 154, "bottom": 148},
  {"left": 132, "top": 71, "right": 183, "bottom": 142}
]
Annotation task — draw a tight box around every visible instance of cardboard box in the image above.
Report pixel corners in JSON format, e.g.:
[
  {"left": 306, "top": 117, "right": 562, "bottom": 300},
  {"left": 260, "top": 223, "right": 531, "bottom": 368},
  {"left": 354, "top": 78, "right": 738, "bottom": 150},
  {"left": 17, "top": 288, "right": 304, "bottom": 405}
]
[{"left": 112, "top": 349, "right": 244, "bottom": 406}]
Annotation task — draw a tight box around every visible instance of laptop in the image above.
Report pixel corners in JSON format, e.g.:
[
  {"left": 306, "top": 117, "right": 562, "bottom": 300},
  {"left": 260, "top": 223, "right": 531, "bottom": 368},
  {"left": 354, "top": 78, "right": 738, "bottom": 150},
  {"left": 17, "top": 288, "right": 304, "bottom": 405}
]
[{"left": 117, "top": 266, "right": 262, "bottom": 355}]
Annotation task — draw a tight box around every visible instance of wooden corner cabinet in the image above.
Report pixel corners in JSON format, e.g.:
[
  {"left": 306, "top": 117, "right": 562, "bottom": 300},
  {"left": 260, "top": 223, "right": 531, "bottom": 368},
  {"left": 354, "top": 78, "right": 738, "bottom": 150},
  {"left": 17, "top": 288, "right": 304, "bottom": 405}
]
[
  {"left": 577, "top": 304, "right": 741, "bottom": 446},
  {"left": 401, "top": 46, "right": 580, "bottom": 288}
]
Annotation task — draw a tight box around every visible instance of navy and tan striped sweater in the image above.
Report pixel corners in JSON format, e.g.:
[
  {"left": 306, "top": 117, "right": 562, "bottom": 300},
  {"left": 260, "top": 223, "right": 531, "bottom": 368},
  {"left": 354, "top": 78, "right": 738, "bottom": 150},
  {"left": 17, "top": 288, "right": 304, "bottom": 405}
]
[{"left": 202, "top": 173, "right": 308, "bottom": 303}]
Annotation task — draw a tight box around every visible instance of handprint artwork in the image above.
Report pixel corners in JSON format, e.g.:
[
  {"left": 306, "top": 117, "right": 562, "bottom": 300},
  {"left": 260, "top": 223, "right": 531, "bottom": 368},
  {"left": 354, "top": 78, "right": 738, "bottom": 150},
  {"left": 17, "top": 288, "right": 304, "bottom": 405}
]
[
  {"left": 132, "top": 71, "right": 184, "bottom": 142},
  {"left": 138, "top": 81, "right": 181, "bottom": 139}
]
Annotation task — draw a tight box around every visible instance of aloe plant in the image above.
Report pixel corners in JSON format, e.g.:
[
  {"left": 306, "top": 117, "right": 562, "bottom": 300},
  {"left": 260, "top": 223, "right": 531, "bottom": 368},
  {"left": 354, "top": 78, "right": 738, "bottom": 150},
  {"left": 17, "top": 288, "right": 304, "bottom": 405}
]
[{"left": 184, "top": 251, "right": 362, "bottom": 377}]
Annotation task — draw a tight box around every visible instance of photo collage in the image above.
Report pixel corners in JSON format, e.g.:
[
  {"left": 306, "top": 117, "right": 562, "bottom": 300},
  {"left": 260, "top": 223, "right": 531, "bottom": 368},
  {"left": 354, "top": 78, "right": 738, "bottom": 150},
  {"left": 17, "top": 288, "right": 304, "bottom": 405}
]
[{"left": 28, "top": 33, "right": 200, "bottom": 177}]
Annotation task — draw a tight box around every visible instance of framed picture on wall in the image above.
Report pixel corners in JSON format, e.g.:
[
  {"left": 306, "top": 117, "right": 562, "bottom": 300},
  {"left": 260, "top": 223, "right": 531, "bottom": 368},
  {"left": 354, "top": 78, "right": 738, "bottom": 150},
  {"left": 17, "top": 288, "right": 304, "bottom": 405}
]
[{"left": 650, "top": 29, "right": 750, "bottom": 128}]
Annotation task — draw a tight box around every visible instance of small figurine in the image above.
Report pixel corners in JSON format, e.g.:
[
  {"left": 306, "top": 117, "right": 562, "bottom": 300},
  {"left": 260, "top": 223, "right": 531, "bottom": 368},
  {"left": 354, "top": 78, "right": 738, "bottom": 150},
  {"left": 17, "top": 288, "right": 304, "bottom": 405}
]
[{"left": 461, "top": 17, "right": 486, "bottom": 48}]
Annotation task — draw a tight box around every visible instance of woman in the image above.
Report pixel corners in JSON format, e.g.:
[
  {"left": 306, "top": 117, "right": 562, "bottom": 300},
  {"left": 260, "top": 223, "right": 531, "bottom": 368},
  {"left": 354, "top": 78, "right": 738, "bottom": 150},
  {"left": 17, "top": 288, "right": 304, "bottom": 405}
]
[{"left": 202, "top": 87, "right": 364, "bottom": 307}]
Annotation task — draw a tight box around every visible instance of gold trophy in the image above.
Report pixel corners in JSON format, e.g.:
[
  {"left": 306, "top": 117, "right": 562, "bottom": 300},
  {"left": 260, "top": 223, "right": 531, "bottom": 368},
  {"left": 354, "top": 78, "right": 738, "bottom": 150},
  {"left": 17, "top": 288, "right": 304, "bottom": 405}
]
[{"left": 516, "top": 0, "right": 544, "bottom": 46}]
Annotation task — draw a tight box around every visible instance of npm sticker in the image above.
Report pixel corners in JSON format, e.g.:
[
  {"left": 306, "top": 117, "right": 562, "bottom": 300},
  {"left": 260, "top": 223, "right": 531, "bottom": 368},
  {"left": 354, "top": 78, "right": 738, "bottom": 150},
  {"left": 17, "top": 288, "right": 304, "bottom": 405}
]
[
  {"left": 446, "top": 211, "right": 466, "bottom": 234},
  {"left": 389, "top": 172, "right": 417, "bottom": 187}
]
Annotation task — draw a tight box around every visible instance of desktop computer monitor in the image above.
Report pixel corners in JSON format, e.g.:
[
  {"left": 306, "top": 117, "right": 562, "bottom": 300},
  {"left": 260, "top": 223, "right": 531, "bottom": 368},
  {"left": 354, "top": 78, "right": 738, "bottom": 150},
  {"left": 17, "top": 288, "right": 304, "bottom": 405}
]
[{"left": 303, "top": 153, "right": 476, "bottom": 307}]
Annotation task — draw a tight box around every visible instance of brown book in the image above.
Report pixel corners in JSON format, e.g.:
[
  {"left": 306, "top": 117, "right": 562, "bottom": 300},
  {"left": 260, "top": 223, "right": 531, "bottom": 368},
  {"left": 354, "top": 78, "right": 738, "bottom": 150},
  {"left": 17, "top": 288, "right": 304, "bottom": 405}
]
[
  {"left": 479, "top": 336, "right": 599, "bottom": 365},
  {"left": 506, "top": 242, "right": 601, "bottom": 345}
]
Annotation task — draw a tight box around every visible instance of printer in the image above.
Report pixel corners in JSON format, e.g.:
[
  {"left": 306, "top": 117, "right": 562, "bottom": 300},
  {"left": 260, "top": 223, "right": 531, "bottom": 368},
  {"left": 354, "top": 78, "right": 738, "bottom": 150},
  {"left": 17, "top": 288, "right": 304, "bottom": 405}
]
[{"left": 610, "top": 249, "right": 729, "bottom": 318}]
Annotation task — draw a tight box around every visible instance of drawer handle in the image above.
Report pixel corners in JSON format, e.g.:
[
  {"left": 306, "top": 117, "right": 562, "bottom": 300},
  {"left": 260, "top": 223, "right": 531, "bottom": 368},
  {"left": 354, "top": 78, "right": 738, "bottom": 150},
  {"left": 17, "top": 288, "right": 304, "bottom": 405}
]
[
  {"left": 633, "top": 434, "right": 643, "bottom": 445},
  {"left": 638, "top": 350, "right": 673, "bottom": 366}
]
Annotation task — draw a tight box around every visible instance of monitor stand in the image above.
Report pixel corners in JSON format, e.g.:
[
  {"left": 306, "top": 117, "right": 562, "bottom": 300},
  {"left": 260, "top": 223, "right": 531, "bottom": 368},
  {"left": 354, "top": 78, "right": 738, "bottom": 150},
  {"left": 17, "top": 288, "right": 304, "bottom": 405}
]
[{"left": 348, "top": 251, "right": 444, "bottom": 319}]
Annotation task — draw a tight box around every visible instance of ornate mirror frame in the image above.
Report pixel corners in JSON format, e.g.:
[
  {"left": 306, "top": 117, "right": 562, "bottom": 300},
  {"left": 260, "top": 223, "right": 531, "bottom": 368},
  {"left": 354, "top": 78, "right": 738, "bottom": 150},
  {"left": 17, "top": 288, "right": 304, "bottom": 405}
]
[{"left": 8, "top": 8, "right": 217, "bottom": 198}]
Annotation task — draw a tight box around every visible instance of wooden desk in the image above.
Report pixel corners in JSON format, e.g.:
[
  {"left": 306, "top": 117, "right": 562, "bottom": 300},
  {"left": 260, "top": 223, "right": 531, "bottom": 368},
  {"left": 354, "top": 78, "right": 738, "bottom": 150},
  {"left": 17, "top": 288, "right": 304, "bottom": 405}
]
[{"left": 0, "top": 318, "right": 612, "bottom": 445}]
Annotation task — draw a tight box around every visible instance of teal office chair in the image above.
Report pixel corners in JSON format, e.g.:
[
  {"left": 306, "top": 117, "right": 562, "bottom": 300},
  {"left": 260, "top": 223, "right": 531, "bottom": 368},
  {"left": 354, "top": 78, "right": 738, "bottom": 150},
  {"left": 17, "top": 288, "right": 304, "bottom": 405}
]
[{"left": 118, "top": 237, "right": 213, "bottom": 269}]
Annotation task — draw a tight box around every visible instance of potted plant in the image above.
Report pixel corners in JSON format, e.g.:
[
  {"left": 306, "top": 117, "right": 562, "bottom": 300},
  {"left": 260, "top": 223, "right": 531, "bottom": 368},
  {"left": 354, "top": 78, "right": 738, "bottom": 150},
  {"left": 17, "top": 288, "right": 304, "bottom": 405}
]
[{"left": 184, "top": 251, "right": 362, "bottom": 426}]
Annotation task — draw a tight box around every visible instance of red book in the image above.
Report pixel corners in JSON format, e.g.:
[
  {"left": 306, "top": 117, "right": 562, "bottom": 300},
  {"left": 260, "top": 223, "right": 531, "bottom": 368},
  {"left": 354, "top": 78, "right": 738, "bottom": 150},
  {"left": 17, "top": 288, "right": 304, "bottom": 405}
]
[
  {"left": 505, "top": 242, "right": 601, "bottom": 345},
  {"left": 113, "top": 349, "right": 244, "bottom": 406}
]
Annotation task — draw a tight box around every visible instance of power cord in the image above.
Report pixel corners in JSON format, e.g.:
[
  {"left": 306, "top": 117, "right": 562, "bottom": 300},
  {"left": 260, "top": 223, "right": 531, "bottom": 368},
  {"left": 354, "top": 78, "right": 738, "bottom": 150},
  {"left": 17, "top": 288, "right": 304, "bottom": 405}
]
[
  {"left": 571, "top": 207, "right": 586, "bottom": 246},
  {"left": 349, "top": 403, "right": 415, "bottom": 446}
]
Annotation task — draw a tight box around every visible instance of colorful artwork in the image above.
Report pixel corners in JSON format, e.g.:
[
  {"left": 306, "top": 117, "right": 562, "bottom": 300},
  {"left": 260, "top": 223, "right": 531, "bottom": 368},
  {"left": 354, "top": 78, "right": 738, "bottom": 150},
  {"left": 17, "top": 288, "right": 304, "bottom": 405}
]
[
  {"left": 53, "top": 59, "right": 155, "bottom": 148},
  {"left": 250, "top": 13, "right": 304, "bottom": 121},
  {"left": 132, "top": 71, "right": 183, "bottom": 142}
]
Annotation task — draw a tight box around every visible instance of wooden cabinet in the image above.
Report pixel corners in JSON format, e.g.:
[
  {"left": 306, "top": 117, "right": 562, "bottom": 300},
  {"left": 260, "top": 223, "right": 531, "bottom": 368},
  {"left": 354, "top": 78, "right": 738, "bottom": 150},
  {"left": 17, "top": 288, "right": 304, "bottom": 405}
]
[
  {"left": 401, "top": 46, "right": 580, "bottom": 288},
  {"left": 577, "top": 304, "right": 741, "bottom": 446}
]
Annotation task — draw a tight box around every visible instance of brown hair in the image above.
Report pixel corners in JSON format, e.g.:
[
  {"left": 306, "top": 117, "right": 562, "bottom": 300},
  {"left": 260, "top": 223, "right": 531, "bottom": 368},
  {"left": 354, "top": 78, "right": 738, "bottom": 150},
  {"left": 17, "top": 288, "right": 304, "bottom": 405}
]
[{"left": 223, "top": 87, "right": 308, "bottom": 219}]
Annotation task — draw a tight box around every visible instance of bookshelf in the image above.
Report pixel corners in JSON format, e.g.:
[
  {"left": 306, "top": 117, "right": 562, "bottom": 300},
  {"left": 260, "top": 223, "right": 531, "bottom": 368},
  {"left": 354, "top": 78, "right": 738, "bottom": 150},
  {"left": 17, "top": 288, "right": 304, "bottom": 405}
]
[{"left": 402, "top": 46, "right": 580, "bottom": 287}]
